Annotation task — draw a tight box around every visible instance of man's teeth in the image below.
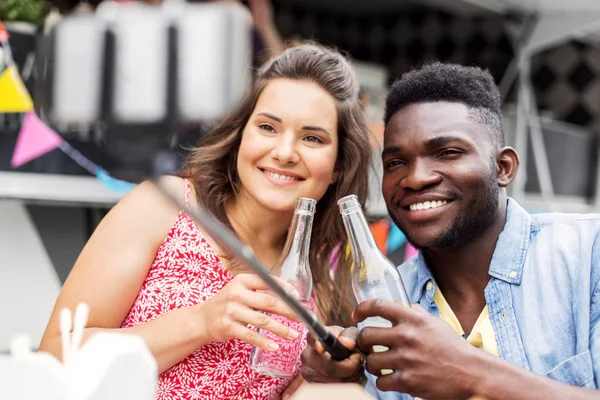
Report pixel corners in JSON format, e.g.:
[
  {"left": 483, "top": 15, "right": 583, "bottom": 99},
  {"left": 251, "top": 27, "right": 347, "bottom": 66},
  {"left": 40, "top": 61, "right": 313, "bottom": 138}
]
[
  {"left": 409, "top": 200, "right": 448, "bottom": 211},
  {"left": 264, "top": 170, "right": 299, "bottom": 181}
]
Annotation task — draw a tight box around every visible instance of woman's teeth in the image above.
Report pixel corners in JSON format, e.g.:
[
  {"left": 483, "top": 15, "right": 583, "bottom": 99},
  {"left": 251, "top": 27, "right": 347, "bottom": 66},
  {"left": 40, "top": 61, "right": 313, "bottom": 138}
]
[{"left": 264, "top": 171, "right": 299, "bottom": 181}]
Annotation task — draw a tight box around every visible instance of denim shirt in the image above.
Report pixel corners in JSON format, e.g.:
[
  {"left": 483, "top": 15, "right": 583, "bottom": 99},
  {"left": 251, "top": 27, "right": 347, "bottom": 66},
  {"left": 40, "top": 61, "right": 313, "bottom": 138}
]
[{"left": 366, "top": 198, "right": 600, "bottom": 399}]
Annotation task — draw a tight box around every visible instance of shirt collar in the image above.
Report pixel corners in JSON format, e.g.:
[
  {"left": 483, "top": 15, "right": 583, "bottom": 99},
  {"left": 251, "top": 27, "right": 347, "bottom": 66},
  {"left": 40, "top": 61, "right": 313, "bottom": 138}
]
[
  {"left": 408, "top": 198, "right": 531, "bottom": 300},
  {"left": 409, "top": 252, "right": 434, "bottom": 302},
  {"left": 487, "top": 198, "right": 531, "bottom": 285}
]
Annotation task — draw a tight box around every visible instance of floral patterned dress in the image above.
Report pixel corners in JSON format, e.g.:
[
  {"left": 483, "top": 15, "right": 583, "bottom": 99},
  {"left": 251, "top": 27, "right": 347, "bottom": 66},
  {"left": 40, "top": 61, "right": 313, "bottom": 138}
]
[{"left": 121, "top": 179, "right": 311, "bottom": 400}]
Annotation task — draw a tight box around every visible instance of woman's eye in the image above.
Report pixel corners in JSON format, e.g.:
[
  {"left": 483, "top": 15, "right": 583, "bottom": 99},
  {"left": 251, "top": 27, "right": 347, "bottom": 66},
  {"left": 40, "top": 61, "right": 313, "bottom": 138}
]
[
  {"left": 259, "top": 123, "right": 275, "bottom": 132},
  {"left": 304, "top": 135, "right": 324, "bottom": 144}
]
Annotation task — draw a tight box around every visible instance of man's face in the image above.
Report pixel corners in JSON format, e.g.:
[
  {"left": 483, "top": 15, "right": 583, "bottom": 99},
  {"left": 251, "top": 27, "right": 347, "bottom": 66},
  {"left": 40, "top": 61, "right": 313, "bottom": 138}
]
[{"left": 381, "top": 102, "right": 501, "bottom": 249}]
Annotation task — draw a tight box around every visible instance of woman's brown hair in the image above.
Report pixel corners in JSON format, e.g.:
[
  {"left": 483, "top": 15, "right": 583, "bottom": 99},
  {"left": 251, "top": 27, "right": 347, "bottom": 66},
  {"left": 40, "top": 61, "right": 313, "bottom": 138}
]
[{"left": 181, "top": 43, "right": 372, "bottom": 327}]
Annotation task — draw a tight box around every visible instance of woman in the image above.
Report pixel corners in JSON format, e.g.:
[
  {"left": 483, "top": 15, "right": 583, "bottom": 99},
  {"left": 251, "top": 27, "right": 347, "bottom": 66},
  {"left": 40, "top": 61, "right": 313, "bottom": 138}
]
[{"left": 39, "top": 43, "right": 372, "bottom": 399}]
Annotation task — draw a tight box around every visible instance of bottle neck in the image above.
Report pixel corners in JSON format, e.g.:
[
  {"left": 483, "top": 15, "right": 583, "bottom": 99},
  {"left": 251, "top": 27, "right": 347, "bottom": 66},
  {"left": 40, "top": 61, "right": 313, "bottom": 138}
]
[
  {"left": 275, "top": 209, "right": 314, "bottom": 279},
  {"left": 342, "top": 209, "right": 380, "bottom": 260},
  {"left": 288, "top": 210, "right": 313, "bottom": 262}
]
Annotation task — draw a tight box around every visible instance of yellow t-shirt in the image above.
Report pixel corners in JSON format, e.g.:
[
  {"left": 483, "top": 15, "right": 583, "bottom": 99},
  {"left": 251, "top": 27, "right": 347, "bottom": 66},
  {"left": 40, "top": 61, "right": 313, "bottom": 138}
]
[{"left": 433, "top": 284, "right": 498, "bottom": 400}]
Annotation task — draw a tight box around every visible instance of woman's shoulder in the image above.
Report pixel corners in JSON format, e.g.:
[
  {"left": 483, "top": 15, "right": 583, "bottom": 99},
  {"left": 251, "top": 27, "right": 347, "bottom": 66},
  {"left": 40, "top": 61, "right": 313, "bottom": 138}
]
[{"left": 101, "top": 176, "right": 187, "bottom": 239}]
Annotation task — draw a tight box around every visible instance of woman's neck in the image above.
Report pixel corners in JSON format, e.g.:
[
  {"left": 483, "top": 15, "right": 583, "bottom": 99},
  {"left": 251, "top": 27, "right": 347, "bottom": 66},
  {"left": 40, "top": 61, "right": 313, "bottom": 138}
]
[{"left": 224, "top": 193, "right": 293, "bottom": 268}]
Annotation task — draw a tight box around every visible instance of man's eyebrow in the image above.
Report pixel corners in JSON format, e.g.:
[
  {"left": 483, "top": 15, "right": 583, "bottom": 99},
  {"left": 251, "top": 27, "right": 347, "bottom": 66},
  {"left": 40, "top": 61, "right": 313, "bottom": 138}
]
[
  {"left": 382, "top": 146, "right": 402, "bottom": 158},
  {"left": 424, "top": 135, "right": 470, "bottom": 149},
  {"left": 256, "top": 112, "right": 282, "bottom": 123}
]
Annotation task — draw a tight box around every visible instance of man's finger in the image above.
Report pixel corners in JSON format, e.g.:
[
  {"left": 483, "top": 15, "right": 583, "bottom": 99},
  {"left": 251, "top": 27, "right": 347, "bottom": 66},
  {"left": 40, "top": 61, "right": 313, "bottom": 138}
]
[
  {"left": 337, "top": 326, "right": 359, "bottom": 350},
  {"left": 363, "top": 347, "right": 401, "bottom": 377},
  {"left": 357, "top": 326, "right": 401, "bottom": 351},
  {"left": 375, "top": 369, "right": 409, "bottom": 394},
  {"left": 315, "top": 325, "right": 343, "bottom": 354},
  {"left": 301, "top": 344, "right": 364, "bottom": 378},
  {"left": 353, "top": 299, "right": 415, "bottom": 325}
]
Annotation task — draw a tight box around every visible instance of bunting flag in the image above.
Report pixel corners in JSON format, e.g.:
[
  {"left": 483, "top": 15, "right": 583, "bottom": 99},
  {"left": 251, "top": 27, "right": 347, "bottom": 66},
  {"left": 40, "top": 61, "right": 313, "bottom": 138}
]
[
  {"left": 11, "top": 111, "right": 63, "bottom": 168},
  {"left": 370, "top": 219, "right": 389, "bottom": 253},
  {"left": 0, "top": 19, "right": 9, "bottom": 42},
  {"left": 404, "top": 242, "right": 419, "bottom": 261},
  {"left": 387, "top": 223, "right": 407, "bottom": 254},
  {"left": 96, "top": 167, "right": 136, "bottom": 193},
  {"left": 10, "top": 111, "right": 135, "bottom": 194},
  {"left": 0, "top": 66, "right": 34, "bottom": 113}
]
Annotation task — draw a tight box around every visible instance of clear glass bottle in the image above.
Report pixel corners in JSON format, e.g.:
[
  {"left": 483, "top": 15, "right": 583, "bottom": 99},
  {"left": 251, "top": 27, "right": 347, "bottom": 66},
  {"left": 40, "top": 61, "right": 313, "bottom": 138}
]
[
  {"left": 338, "top": 194, "right": 410, "bottom": 374},
  {"left": 249, "top": 197, "right": 315, "bottom": 378}
]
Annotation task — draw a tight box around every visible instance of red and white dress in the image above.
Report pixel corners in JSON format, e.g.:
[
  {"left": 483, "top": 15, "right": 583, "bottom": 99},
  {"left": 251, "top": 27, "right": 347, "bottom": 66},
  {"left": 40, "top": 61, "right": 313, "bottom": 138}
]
[{"left": 121, "top": 179, "right": 312, "bottom": 400}]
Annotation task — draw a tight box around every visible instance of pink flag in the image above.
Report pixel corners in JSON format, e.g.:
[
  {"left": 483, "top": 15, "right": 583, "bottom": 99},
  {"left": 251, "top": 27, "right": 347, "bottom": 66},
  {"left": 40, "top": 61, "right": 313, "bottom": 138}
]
[
  {"left": 404, "top": 242, "right": 419, "bottom": 261},
  {"left": 11, "top": 111, "right": 63, "bottom": 168}
]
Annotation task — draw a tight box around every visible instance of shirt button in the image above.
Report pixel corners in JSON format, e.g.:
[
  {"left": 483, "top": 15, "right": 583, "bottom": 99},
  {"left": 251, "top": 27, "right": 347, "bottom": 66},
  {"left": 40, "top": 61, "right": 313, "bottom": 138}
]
[
  {"left": 508, "top": 271, "right": 517, "bottom": 279},
  {"left": 425, "top": 281, "right": 433, "bottom": 291}
]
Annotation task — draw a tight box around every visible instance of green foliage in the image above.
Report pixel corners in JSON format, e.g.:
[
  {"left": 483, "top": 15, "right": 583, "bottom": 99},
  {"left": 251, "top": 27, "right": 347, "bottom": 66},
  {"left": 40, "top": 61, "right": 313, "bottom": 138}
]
[{"left": 0, "top": 0, "right": 45, "bottom": 26}]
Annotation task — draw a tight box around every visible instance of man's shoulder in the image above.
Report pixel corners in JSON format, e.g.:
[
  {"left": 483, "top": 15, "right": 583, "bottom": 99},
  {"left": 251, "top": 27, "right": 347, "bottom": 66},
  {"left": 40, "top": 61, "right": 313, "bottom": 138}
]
[
  {"left": 524, "top": 211, "right": 600, "bottom": 291},
  {"left": 528, "top": 211, "right": 600, "bottom": 248},
  {"left": 530, "top": 211, "right": 600, "bottom": 227}
]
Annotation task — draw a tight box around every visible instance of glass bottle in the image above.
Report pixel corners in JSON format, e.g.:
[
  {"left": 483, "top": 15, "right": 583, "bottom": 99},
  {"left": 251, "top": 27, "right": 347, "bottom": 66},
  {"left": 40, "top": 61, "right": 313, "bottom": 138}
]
[
  {"left": 249, "top": 197, "right": 315, "bottom": 378},
  {"left": 338, "top": 194, "right": 410, "bottom": 374}
]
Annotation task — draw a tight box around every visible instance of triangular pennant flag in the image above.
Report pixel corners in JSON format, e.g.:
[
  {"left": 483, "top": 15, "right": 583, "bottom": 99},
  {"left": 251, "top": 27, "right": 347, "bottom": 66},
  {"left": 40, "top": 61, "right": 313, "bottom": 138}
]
[
  {"left": 370, "top": 219, "right": 389, "bottom": 254},
  {"left": 386, "top": 222, "right": 407, "bottom": 254},
  {"left": 11, "top": 111, "right": 63, "bottom": 168},
  {"left": 0, "top": 66, "right": 33, "bottom": 112},
  {"left": 404, "top": 242, "right": 419, "bottom": 261},
  {"left": 96, "top": 167, "right": 136, "bottom": 193},
  {"left": 0, "top": 20, "right": 9, "bottom": 42}
]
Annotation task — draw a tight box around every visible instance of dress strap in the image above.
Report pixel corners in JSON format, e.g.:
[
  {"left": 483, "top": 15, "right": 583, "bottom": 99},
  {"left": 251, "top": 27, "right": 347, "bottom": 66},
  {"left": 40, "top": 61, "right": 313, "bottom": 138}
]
[{"left": 183, "top": 179, "right": 192, "bottom": 210}]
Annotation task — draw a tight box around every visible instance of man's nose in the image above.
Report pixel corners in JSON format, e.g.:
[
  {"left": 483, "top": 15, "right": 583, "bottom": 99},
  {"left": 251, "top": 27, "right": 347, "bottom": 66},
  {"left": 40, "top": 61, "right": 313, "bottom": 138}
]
[{"left": 400, "top": 159, "right": 441, "bottom": 190}]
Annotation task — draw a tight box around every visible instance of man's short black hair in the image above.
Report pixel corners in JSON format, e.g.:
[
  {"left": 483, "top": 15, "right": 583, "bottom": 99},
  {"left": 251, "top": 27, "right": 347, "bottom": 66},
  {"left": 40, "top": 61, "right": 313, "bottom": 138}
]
[{"left": 384, "top": 62, "right": 504, "bottom": 146}]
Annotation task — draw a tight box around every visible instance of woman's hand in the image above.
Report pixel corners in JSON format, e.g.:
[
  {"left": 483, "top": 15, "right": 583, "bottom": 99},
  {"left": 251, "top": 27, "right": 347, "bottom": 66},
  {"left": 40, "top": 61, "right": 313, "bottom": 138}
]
[{"left": 196, "top": 273, "right": 302, "bottom": 351}]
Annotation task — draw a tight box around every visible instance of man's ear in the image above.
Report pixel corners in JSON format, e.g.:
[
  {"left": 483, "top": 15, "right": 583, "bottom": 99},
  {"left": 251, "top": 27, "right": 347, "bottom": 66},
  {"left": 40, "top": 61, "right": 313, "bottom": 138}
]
[{"left": 496, "top": 147, "right": 520, "bottom": 188}]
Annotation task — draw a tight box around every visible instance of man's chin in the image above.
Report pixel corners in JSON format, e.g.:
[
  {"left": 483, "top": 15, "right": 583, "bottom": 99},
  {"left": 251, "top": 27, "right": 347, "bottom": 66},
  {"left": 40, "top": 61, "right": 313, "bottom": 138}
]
[{"left": 401, "top": 225, "right": 449, "bottom": 250}]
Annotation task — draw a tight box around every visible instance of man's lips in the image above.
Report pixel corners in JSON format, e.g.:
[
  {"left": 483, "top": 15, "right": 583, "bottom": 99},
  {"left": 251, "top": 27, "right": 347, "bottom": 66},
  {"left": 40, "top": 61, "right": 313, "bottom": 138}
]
[
  {"left": 399, "top": 195, "right": 455, "bottom": 210},
  {"left": 394, "top": 198, "right": 455, "bottom": 224}
]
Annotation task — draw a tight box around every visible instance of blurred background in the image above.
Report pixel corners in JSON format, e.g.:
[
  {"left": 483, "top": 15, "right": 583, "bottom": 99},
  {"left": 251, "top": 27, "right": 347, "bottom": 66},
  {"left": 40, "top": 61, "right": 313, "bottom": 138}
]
[{"left": 2, "top": 0, "right": 600, "bottom": 352}]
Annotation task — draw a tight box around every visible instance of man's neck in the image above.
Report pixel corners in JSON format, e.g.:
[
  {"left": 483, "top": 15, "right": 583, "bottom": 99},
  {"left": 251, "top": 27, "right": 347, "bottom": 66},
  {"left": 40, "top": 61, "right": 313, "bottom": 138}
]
[{"left": 423, "top": 197, "right": 508, "bottom": 311}]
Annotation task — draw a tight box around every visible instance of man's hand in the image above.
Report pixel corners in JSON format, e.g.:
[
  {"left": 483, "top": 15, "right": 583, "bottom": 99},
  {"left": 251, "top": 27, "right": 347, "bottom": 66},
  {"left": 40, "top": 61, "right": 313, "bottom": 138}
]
[
  {"left": 354, "top": 299, "right": 481, "bottom": 400},
  {"left": 300, "top": 326, "right": 365, "bottom": 384}
]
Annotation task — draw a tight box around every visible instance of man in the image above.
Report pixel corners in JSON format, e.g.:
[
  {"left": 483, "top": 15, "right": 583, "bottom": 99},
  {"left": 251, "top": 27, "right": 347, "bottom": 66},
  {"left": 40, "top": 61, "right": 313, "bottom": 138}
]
[{"left": 301, "top": 63, "right": 600, "bottom": 399}]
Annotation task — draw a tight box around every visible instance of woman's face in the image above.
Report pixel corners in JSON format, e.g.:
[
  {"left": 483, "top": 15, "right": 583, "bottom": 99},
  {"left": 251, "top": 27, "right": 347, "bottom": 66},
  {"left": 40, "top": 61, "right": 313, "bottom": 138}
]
[{"left": 236, "top": 78, "right": 339, "bottom": 212}]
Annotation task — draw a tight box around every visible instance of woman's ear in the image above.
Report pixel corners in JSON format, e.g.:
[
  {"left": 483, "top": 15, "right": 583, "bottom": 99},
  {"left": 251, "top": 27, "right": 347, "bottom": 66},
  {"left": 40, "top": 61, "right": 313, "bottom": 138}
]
[{"left": 330, "top": 171, "right": 340, "bottom": 185}]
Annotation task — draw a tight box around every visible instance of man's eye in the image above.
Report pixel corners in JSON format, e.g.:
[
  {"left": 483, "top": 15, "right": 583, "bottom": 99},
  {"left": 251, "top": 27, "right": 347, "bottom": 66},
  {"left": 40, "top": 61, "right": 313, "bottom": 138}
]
[
  {"left": 385, "top": 160, "right": 405, "bottom": 169},
  {"left": 259, "top": 124, "right": 275, "bottom": 132},
  {"left": 439, "top": 149, "right": 462, "bottom": 157}
]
